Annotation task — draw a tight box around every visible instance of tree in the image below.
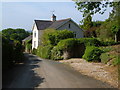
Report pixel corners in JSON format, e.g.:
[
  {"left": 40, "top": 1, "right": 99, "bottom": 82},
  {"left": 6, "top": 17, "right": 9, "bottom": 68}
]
[
  {"left": 74, "top": 1, "right": 117, "bottom": 17},
  {"left": 80, "top": 14, "right": 93, "bottom": 30},
  {"left": 2, "top": 28, "right": 30, "bottom": 43}
]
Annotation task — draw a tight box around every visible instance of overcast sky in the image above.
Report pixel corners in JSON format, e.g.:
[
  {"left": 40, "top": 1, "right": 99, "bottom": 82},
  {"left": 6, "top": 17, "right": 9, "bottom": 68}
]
[{"left": 1, "top": 2, "right": 112, "bottom": 31}]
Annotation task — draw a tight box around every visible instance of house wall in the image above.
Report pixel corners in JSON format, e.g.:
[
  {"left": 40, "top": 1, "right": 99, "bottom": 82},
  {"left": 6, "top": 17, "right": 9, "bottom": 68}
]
[
  {"left": 38, "top": 30, "right": 44, "bottom": 46},
  {"left": 57, "top": 20, "right": 83, "bottom": 38},
  {"left": 32, "top": 24, "right": 39, "bottom": 49}
]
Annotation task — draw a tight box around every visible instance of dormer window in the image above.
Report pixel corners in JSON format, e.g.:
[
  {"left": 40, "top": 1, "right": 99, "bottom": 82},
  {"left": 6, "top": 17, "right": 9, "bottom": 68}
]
[
  {"left": 69, "top": 24, "right": 71, "bottom": 28},
  {"left": 34, "top": 31, "right": 36, "bottom": 38}
]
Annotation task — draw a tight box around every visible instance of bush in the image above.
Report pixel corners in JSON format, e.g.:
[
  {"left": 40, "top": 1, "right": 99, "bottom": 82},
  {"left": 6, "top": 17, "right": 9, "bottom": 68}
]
[
  {"left": 32, "top": 48, "right": 37, "bottom": 55},
  {"left": 99, "top": 41, "right": 120, "bottom": 46},
  {"left": 77, "top": 38, "right": 101, "bottom": 46},
  {"left": 82, "top": 46, "right": 103, "bottom": 62},
  {"left": 112, "top": 55, "right": 120, "bottom": 65},
  {"left": 37, "top": 45, "right": 53, "bottom": 59},
  {"left": 41, "top": 29, "right": 75, "bottom": 46},
  {"left": 100, "top": 53, "right": 111, "bottom": 64},
  {"left": 51, "top": 38, "right": 85, "bottom": 60},
  {"left": 2, "top": 36, "right": 25, "bottom": 70},
  {"left": 51, "top": 46, "right": 63, "bottom": 60},
  {"left": 26, "top": 43, "right": 32, "bottom": 53}
]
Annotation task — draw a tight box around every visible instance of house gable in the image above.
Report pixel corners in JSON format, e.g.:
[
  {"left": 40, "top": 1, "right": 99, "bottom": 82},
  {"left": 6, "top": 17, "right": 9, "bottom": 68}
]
[{"left": 57, "top": 20, "right": 83, "bottom": 38}]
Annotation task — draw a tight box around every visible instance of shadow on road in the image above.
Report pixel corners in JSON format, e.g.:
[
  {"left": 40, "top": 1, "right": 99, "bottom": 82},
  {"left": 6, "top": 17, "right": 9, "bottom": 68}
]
[{"left": 2, "top": 53, "right": 45, "bottom": 89}]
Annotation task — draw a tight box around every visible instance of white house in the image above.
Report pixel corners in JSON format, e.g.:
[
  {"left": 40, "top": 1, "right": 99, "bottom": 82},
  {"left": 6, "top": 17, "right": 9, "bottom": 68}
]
[{"left": 32, "top": 14, "right": 84, "bottom": 49}]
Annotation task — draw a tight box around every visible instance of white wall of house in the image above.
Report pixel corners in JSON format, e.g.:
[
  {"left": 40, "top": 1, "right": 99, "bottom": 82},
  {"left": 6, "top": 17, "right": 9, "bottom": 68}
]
[
  {"left": 57, "top": 20, "right": 83, "bottom": 38},
  {"left": 32, "top": 24, "right": 39, "bottom": 49}
]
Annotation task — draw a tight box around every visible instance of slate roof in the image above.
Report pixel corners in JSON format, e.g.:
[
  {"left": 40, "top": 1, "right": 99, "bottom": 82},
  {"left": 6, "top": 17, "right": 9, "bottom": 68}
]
[
  {"left": 22, "top": 35, "right": 32, "bottom": 42},
  {"left": 34, "top": 18, "right": 71, "bottom": 30}
]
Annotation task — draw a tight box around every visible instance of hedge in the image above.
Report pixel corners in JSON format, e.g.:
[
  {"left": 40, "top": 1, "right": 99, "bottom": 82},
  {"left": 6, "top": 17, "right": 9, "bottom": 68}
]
[
  {"left": 51, "top": 38, "right": 85, "bottom": 60},
  {"left": 77, "top": 38, "right": 101, "bottom": 46},
  {"left": 37, "top": 45, "right": 53, "bottom": 59},
  {"left": 48, "top": 29, "right": 75, "bottom": 46},
  {"left": 82, "top": 46, "right": 103, "bottom": 62}
]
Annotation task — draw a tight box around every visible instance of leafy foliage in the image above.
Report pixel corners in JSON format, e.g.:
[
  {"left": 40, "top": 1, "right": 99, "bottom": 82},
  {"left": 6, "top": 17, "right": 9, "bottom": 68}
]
[
  {"left": 80, "top": 14, "right": 93, "bottom": 30},
  {"left": 32, "top": 48, "right": 37, "bottom": 55},
  {"left": 2, "top": 28, "right": 30, "bottom": 43},
  {"left": 77, "top": 38, "right": 101, "bottom": 46},
  {"left": 74, "top": 1, "right": 118, "bottom": 17},
  {"left": 51, "top": 46, "right": 63, "bottom": 60},
  {"left": 82, "top": 46, "right": 103, "bottom": 62},
  {"left": 26, "top": 43, "right": 32, "bottom": 53},
  {"left": 100, "top": 53, "right": 111, "bottom": 64},
  {"left": 2, "top": 36, "right": 24, "bottom": 70},
  {"left": 38, "top": 29, "right": 75, "bottom": 59},
  {"left": 41, "top": 29, "right": 75, "bottom": 46},
  {"left": 51, "top": 38, "right": 85, "bottom": 60},
  {"left": 37, "top": 45, "right": 53, "bottom": 59}
]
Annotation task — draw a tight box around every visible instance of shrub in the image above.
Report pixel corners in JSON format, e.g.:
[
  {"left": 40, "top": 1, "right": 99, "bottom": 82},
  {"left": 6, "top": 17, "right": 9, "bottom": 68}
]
[
  {"left": 82, "top": 46, "right": 103, "bottom": 62},
  {"left": 99, "top": 41, "right": 120, "bottom": 46},
  {"left": 32, "top": 48, "right": 37, "bottom": 55},
  {"left": 51, "top": 46, "right": 63, "bottom": 60},
  {"left": 112, "top": 55, "right": 120, "bottom": 65},
  {"left": 100, "top": 53, "right": 111, "bottom": 64},
  {"left": 51, "top": 38, "right": 85, "bottom": 60},
  {"left": 40, "top": 29, "right": 56, "bottom": 45},
  {"left": 56, "top": 38, "right": 77, "bottom": 51},
  {"left": 26, "top": 43, "right": 32, "bottom": 53},
  {"left": 37, "top": 45, "right": 53, "bottom": 59},
  {"left": 77, "top": 38, "right": 101, "bottom": 46},
  {"left": 48, "top": 29, "right": 75, "bottom": 46}
]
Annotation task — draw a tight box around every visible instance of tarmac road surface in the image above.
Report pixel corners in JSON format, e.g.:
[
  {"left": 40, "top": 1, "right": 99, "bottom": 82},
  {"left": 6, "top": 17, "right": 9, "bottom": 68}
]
[{"left": 3, "top": 53, "right": 114, "bottom": 89}]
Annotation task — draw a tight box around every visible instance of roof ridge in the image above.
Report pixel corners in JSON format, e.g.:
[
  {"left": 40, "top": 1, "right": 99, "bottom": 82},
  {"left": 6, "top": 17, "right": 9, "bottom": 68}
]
[
  {"left": 56, "top": 18, "right": 71, "bottom": 22},
  {"left": 34, "top": 20, "right": 52, "bottom": 22}
]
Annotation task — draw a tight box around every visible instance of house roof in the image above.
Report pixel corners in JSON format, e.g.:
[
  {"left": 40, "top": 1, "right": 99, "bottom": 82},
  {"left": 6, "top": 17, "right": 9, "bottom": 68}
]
[
  {"left": 34, "top": 18, "right": 71, "bottom": 30},
  {"left": 22, "top": 35, "right": 32, "bottom": 42}
]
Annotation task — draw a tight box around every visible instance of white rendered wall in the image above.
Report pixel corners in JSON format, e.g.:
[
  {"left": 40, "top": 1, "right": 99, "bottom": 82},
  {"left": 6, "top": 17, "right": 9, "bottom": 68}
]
[{"left": 32, "top": 24, "right": 39, "bottom": 49}]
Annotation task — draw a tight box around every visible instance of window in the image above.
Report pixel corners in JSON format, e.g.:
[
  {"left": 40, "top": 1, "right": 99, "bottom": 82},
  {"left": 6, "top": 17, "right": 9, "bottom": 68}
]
[
  {"left": 34, "top": 41, "right": 36, "bottom": 48},
  {"left": 69, "top": 24, "right": 71, "bottom": 28},
  {"left": 34, "top": 31, "right": 36, "bottom": 38}
]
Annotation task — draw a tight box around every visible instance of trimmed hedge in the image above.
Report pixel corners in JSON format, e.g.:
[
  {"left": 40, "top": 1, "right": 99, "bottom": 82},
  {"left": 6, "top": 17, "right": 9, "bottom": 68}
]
[
  {"left": 37, "top": 45, "right": 53, "bottom": 59},
  {"left": 99, "top": 41, "right": 120, "bottom": 46},
  {"left": 77, "top": 38, "right": 101, "bottom": 46},
  {"left": 82, "top": 46, "right": 103, "bottom": 62},
  {"left": 51, "top": 38, "right": 85, "bottom": 60}
]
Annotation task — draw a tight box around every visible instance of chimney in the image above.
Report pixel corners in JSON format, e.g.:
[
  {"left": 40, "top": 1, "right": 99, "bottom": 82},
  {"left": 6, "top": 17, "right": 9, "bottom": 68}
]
[{"left": 51, "top": 14, "right": 56, "bottom": 22}]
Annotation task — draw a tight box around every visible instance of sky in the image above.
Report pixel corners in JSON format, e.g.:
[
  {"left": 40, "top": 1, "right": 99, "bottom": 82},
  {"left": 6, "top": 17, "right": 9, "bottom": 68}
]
[{"left": 1, "top": 1, "right": 112, "bottom": 31}]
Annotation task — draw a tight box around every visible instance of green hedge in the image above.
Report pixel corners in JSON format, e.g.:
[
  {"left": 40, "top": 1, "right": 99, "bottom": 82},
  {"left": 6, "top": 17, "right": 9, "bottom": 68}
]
[
  {"left": 82, "top": 46, "right": 103, "bottom": 62},
  {"left": 2, "top": 36, "right": 24, "bottom": 70},
  {"left": 37, "top": 45, "right": 53, "bottom": 59},
  {"left": 77, "top": 38, "right": 101, "bottom": 46},
  {"left": 51, "top": 46, "right": 63, "bottom": 60},
  {"left": 99, "top": 41, "right": 120, "bottom": 46},
  {"left": 51, "top": 38, "right": 85, "bottom": 60},
  {"left": 48, "top": 29, "right": 75, "bottom": 46}
]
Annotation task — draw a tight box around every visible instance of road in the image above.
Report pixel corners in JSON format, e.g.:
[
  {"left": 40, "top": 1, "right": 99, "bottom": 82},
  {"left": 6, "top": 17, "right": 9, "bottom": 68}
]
[{"left": 3, "top": 53, "right": 114, "bottom": 88}]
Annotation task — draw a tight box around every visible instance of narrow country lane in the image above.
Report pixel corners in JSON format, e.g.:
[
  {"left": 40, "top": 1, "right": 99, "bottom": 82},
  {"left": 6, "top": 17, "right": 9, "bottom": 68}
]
[{"left": 3, "top": 53, "right": 115, "bottom": 89}]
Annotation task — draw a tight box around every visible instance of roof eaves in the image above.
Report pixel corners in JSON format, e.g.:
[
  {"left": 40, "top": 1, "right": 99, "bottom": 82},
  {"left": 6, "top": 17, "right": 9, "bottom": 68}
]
[{"left": 70, "top": 19, "right": 84, "bottom": 32}]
